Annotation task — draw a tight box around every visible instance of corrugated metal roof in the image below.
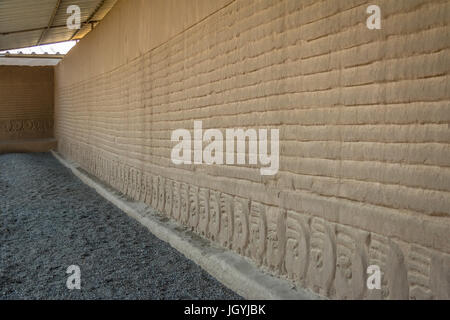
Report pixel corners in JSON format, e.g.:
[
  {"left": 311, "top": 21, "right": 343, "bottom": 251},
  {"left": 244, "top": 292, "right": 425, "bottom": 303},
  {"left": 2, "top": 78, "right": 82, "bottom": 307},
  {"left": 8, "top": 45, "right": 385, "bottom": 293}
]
[
  {"left": 0, "top": 57, "right": 61, "bottom": 66},
  {"left": 0, "top": 0, "right": 117, "bottom": 51}
]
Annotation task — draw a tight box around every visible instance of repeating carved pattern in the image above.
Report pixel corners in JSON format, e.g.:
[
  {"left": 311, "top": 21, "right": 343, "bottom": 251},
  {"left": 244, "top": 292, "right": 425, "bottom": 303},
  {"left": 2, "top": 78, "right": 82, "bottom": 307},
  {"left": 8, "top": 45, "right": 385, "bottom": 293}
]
[
  {"left": 285, "top": 210, "right": 310, "bottom": 286},
  {"left": 144, "top": 173, "right": 153, "bottom": 207},
  {"left": 334, "top": 225, "right": 369, "bottom": 299},
  {"left": 151, "top": 175, "right": 159, "bottom": 209},
  {"left": 165, "top": 179, "right": 173, "bottom": 217},
  {"left": 367, "top": 234, "right": 389, "bottom": 299},
  {"left": 136, "top": 170, "right": 143, "bottom": 202},
  {"left": 232, "top": 197, "right": 249, "bottom": 255},
  {"left": 266, "top": 206, "right": 286, "bottom": 274},
  {"left": 385, "top": 240, "right": 409, "bottom": 300},
  {"left": 172, "top": 181, "right": 181, "bottom": 220},
  {"left": 307, "top": 218, "right": 336, "bottom": 296},
  {"left": 249, "top": 201, "right": 266, "bottom": 266},
  {"left": 180, "top": 183, "right": 189, "bottom": 225},
  {"left": 56, "top": 142, "right": 450, "bottom": 299},
  {"left": 157, "top": 176, "right": 166, "bottom": 212},
  {"left": 366, "top": 235, "right": 409, "bottom": 299},
  {"left": 130, "top": 168, "right": 138, "bottom": 200},
  {"left": 124, "top": 166, "right": 130, "bottom": 197},
  {"left": 208, "top": 190, "right": 221, "bottom": 241},
  {"left": 189, "top": 186, "right": 199, "bottom": 230},
  {"left": 198, "top": 188, "right": 209, "bottom": 237},
  {"left": 429, "top": 252, "right": 450, "bottom": 299},
  {"left": 124, "top": 166, "right": 131, "bottom": 197},
  {"left": 407, "top": 245, "right": 434, "bottom": 300},
  {"left": 405, "top": 246, "right": 450, "bottom": 300},
  {"left": 0, "top": 119, "right": 53, "bottom": 138},
  {"left": 219, "top": 193, "right": 234, "bottom": 249},
  {"left": 139, "top": 172, "right": 146, "bottom": 203}
]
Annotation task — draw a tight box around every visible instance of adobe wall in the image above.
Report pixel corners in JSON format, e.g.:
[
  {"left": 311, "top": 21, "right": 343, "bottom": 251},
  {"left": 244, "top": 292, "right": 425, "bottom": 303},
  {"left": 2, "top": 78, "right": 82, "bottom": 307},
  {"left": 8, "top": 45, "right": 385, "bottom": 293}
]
[
  {"left": 54, "top": 0, "right": 450, "bottom": 299},
  {"left": 0, "top": 65, "right": 54, "bottom": 141}
]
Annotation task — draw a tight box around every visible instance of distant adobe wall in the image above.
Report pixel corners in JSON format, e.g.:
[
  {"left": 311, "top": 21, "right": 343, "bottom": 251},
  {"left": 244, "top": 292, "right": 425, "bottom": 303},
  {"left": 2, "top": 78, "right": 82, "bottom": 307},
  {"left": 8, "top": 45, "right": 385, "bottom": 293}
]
[
  {"left": 55, "top": 0, "right": 450, "bottom": 299},
  {"left": 0, "top": 65, "right": 54, "bottom": 141}
]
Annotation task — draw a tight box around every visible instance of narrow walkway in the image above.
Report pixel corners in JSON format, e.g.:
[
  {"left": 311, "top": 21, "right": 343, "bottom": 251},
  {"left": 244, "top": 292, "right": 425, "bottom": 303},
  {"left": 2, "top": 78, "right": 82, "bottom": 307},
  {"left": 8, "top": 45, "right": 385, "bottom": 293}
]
[{"left": 0, "top": 153, "right": 242, "bottom": 299}]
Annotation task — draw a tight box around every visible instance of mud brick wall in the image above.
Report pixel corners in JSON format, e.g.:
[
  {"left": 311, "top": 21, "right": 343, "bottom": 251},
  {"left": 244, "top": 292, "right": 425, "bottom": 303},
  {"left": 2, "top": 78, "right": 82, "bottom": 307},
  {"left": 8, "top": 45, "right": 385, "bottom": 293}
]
[
  {"left": 54, "top": 0, "right": 450, "bottom": 299},
  {"left": 0, "top": 66, "right": 54, "bottom": 140}
]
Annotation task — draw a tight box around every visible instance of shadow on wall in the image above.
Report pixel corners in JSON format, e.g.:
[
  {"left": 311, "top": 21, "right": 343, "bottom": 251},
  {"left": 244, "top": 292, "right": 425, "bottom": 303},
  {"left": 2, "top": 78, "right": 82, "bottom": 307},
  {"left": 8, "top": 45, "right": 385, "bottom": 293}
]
[{"left": 0, "top": 65, "right": 56, "bottom": 153}]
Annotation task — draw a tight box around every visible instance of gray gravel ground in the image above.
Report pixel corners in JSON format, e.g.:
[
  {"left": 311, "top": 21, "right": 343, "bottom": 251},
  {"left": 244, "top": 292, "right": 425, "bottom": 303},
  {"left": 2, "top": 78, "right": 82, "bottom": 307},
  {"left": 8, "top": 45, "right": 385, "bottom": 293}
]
[{"left": 0, "top": 153, "right": 242, "bottom": 300}]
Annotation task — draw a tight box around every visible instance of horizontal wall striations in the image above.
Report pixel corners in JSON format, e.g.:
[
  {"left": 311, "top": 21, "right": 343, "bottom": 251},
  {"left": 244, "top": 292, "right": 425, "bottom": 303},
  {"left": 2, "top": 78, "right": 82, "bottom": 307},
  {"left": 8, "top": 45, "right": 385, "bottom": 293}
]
[
  {"left": 55, "top": 0, "right": 450, "bottom": 299},
  {"left": 0, "top": 66, "right": 54, "bottom": 140}
]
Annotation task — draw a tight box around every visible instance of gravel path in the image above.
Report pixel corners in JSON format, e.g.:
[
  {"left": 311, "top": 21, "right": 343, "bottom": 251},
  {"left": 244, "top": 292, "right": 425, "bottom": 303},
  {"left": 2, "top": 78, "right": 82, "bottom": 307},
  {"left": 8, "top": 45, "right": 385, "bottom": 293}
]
[{"left": 0, "top": 153, "right": 242, "bottom": 300}]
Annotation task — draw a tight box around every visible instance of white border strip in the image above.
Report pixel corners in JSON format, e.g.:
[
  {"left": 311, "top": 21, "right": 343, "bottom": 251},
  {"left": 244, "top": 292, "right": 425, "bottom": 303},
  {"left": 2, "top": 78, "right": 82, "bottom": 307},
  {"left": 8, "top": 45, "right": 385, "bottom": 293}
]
[{"left": 51, "top": 150, "right": 321, "bottom": 300}]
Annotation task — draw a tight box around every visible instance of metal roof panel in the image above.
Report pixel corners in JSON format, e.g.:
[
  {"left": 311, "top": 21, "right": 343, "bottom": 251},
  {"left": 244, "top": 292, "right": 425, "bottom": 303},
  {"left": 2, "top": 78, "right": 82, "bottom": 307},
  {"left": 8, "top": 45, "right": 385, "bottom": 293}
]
[{"left": 0, "top": 0, "right": 117, "bottom": 51}]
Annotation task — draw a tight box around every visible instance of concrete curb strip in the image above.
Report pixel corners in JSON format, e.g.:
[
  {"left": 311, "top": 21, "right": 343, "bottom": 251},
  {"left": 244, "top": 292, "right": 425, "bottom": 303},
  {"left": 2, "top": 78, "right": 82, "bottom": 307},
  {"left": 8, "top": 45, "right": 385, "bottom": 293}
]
[{"left": 51, "top": 150, "right": 320, "bottom": 300}]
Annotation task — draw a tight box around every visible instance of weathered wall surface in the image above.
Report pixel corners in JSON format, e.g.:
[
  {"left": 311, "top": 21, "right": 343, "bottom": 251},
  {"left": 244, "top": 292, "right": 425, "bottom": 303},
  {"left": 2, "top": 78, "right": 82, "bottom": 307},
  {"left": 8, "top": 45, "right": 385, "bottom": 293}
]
[
  {"left": 55, "top": 0, "right": 450, "bottom": 299},
  {"left": 0, "top": 66, "right": 54, "bottom": 140}
]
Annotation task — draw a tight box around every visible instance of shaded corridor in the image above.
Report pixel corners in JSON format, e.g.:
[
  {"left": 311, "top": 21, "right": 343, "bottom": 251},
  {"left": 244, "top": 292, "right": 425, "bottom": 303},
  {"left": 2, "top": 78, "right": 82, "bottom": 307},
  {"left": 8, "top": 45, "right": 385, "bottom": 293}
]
[{"left": 0, "top": 153, "right": 241, "bottom": 300}]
